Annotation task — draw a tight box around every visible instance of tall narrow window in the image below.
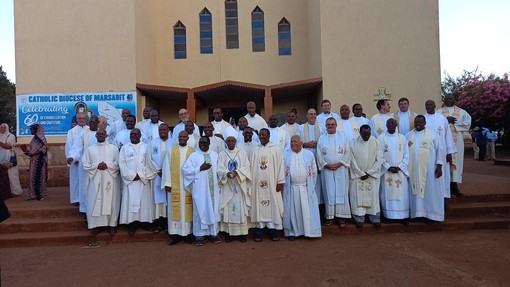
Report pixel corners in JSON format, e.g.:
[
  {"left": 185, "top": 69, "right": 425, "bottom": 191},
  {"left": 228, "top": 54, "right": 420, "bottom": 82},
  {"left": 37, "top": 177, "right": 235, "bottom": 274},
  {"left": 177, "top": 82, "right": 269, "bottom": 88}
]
[
  {"left": 225, "top": 0, "right": 239, "bottom": 49},
  {"left": 278, "top": 18, "right": 291, "bottom": 56},
  {"left": 199, "top": 8, "right": 213, "bottom": 54},
  {"left": 174, "top": 21, "right": 186, "bottom": 59},
  {"left": 251, "top": 6, "right": 265, "bottom": 52}
]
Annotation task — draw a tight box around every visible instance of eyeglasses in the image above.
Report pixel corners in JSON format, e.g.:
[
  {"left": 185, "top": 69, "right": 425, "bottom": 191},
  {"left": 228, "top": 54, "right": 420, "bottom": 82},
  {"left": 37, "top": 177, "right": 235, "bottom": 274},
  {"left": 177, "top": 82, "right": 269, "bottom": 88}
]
[{"left": 179, "top": 112, "right": 188, "bottom": 116}]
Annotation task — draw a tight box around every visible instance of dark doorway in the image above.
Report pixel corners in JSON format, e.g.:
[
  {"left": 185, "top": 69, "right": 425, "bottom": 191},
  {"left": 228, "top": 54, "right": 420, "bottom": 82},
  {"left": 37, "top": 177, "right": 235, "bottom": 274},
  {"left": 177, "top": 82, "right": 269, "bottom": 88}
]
[{"left": 208, "top": 107, "right": 261, "bottom": 126}]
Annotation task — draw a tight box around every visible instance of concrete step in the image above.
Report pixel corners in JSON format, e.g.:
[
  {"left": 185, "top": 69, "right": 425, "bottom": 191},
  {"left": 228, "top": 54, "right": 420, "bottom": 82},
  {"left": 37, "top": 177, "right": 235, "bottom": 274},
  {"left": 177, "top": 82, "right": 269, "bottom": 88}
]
[
  {"left": 0, "top": 217, "right": 87, "bottom": 233},
  {"left": 1, "top": 216, "right": 509, "bottom": 248},
  {"left": 449, "top": 194, "right": 510, "bottom": 204},
  {"left": 9, "top": 206, "right": 82, "bottom": 219},
  {"left": 446, "top": 201, "right": 510, "bottom": 218},
  {"left": 0, "top": 228, "right": 170, "bottom": 248},
  {"left": 320, "top": 215, "right": 510, "bottom": 235}
]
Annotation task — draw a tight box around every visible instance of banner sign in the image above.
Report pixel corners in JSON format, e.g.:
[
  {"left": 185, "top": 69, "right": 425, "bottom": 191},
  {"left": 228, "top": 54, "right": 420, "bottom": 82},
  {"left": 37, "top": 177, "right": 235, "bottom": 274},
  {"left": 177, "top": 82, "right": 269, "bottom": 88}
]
[{"left": 16, "top": 91, "right": 137, "bottom": 136}]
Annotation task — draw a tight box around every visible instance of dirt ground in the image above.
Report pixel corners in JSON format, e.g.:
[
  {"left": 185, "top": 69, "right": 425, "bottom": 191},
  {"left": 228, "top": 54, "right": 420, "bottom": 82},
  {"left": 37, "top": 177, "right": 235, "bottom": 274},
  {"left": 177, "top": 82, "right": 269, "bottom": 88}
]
[
  {"left": 0, "top": 230, "right": 509, "bottom": 287},
  {"left": 1, "top": 148, "right": 510, "bottom": 287}
]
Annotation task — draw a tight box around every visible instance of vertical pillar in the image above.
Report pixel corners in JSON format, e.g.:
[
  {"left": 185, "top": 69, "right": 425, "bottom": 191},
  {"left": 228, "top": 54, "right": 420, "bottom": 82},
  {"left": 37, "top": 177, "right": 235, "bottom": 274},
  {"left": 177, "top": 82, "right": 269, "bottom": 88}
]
[
  {"left": 264, "top": 87, "right": 273, "bottom": 121},
  {"left": 187, "top": 90, "right": 196, "bottom": 121}
]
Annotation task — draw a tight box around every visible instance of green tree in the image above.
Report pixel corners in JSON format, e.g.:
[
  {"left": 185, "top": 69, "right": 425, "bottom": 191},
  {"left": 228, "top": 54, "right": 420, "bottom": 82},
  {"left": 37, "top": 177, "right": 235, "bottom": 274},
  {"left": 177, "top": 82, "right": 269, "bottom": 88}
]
[{"left": 0, "top": 66, "right": 16, "bottom": 134}]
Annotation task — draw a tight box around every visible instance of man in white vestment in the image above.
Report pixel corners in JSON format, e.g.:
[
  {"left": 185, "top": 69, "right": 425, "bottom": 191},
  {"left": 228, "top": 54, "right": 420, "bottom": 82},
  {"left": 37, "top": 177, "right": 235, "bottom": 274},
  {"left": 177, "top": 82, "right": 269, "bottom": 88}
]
[
  {"left": 142, "top": 110, "right": 165, "bottom": 142},
  {"left": 424, "top": 100, "right": 457, "bottom": 199},
  {"left": 135, "top": 106, "right": 152, "bottom": 129},
  {"left": 172, "top": 109, "right": 200, "bottom": 142},
  {"left": 245, "top": 101, "right": 268, "bottom": 133},
  {"left": 317, "top": 99, "right": 340, "bottom": 129},
  {"left": 82, "top": 128, "right": 121, "bottom": 236},
  {"left": 283, "top": 135, "right": 321, "bottom": 240},
  {"left": 119, "top": 128, "right": 159, "bottom": 234},
  {"left": 351, "top": 103, "right": 370, "bottom": 127},
  {"left": 237, "top": 117, "right": 260, "bottom": 144},
  {"left": 203, "top": 122, "right": 225, "bottom": 154},
  {"left": 337, "top": 105, "right": 360, "bottom": 143},
  {"left": 66, "top": 112, "right": 88, "bottom": 206},
  {"left": 98, "top": 116, "right": 115, "bottom": 144},
  {"left": 182, "top": 136, "right": 221, "bottom": 246},
  {"left": 211, "top": 108, "right": 231, "bottom": 138},
  {"left": 378, "top": 119, "right": 410, "bottom": 223},
  {"left": 113, "top": 108, "right": 131, "bottom": 140},
  {"left": 149, "top": 123, "right": 175, "bottom": 233},
  {"left": 218, "top": 129, "right": 251, "bottom": 243},
  {"left": 370, "top": 99, "right": 393, "bottom": 138},
  {"left": 69, "top": 116, "right": 100, "bottom": 213},
  {"left": 439, "top": 94, "right": 471, "bottom": 196},
  {"left": 349, "top": 125, "right": 383, "bottom": 228},
  {"left": 407, "top": 115, "right": 445, "bottom": 222},
  {"left": 185, "top": 120, "right": 201, "bottom": 149},
  {"left": 237, "top": 127, "right": 259, "bottom": 159},
  {"left": 280, "top": 110, "right": 299, "bottom": 136},
  {"left": 250, "top": 128, "right": 285, "bottom": 242},
  {"left": 114, "top": 115, "right": 147, "bottom": 149},
  {"left": 162, "top": 131, "right": 194, "bottom": 245},
  {"left": 317, "top": 118, "right": 351, "bottom": 228},
  {"left": 391, "top": 97, "right": 417, "bottom": 136},
  {"left": 268, "top": 115, "right": 290, "bottom": 152},
  {"left": 298, "top": 109, "right": 325, "bottom": 204}
]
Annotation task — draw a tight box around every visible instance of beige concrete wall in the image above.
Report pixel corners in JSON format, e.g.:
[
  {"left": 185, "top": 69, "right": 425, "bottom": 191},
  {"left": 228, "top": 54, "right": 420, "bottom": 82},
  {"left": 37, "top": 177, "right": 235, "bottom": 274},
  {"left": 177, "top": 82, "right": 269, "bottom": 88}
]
[
  {"left": 136, "top": 0, "right": 312, "bottom": 88},
  {"left": 307, "top": 0, "right": 323, "bottom": 80},
  {"left": 14, "top": 0, "right": 441, "bottom": 140},
  {"left": 15, "top": 0, "right": 137, "bottom": 94},
  {"left": 319, "top": 0, "right": 441, "bottom": 116}
]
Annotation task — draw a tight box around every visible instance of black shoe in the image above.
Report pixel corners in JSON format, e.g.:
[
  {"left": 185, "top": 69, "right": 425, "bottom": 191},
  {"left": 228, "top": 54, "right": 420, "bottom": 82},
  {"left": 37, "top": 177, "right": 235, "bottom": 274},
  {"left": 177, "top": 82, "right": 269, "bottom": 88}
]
[
  {"left": 108, "top": 227, "right": 117, "bottom": 235},
  {"left": 89, "top": 227, "right": 102, "bottom": 237},
  {"left": 184, "top": 234, "right": 194, "bottom": 244},
  {"left": 323, "top": 219, "right": 333, "bottom": 226},
  {"left": 141, "top": 222, "right": 153, "bottom": 232},
  {"left": 372, "top": 222, "right": 381, "bottom": 228},
  {"left": 269, "top": 230, "right": 279, "bottom": 241},
  {"left": 168, "top": 236, "right": 183, "bottom": 245},
  {"left": 239, "top": 235, "right": 247, "bottom": 243},
  {"left": 210, "top": 236, "right": 221, "bottom": 244},
  {"left": 287, "top": 236, "right": 296, "bottom": 241},
  {"left": 224, "top": 234, "right": 233, "bottom": 243},
  {"left": 128, "top": 223, "right": 138, "bottom": 234},
  {"left": 355, "top": 222, "right": 364, "bottom": 228}
]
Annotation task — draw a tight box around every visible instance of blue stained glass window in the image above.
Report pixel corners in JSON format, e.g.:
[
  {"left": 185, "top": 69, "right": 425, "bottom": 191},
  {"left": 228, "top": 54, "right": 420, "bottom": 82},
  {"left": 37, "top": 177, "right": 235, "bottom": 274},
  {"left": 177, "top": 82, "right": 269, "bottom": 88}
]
[
  {"left": 251, "top": 6, "right": 265, "bottom": 52},
  {"left": 278, "top": 18, "right": 291, "bottom": 56},
  {"left": 225, "top": 0, "right": 239, "bottom": 49},
  {"left": 199, "top": 8, "right": 213, "bottom": 54},
  {"left": 173, "top": 21, "right": 186, "bottom": 59}
]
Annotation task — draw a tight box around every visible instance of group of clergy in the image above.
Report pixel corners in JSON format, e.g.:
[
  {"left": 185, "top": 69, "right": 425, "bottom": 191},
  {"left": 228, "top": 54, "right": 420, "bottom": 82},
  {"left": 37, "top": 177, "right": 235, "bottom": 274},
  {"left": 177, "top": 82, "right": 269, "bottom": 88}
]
[{"left": 64, "top": 96, "right": 471, "bottom": 245}]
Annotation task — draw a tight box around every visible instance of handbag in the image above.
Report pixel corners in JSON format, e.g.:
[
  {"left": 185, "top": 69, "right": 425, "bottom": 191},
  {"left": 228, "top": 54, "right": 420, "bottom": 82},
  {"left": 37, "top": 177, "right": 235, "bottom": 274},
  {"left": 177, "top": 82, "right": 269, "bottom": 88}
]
[
  {"left": 5, "top": 134, "right": 17, "bottom": 166},
  {"left": 9, "top": 154, "right": 17, "bottom": 166}
]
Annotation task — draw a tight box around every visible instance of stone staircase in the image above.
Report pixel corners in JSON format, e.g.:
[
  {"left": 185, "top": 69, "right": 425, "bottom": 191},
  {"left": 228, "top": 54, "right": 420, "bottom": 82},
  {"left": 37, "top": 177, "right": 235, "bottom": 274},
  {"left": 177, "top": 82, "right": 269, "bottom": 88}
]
[{"left": 1, "top": 187, "right": 509, "bottom": 248}]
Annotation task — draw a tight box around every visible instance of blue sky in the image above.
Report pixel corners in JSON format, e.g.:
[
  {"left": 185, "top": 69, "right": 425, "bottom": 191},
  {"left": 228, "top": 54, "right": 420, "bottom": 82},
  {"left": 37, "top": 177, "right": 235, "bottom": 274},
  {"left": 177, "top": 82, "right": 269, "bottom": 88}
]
[{"left": 1, "top": 0, "right": 509, "bottom": 83}]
